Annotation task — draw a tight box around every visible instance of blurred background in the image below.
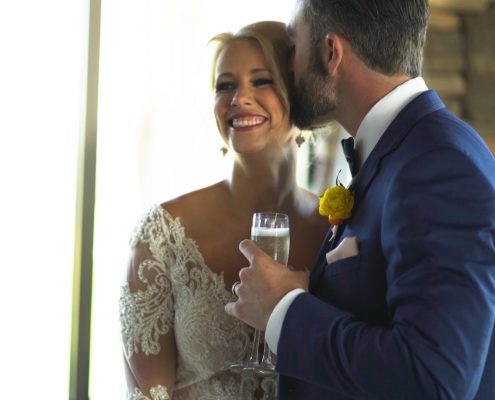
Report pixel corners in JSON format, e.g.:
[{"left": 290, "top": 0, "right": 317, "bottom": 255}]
[{"left": 0, "top": 0, "right": 493, "bottom": 399}]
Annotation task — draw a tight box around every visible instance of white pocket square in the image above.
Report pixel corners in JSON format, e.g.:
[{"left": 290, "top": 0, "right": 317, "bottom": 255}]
[{"left": 326, "top": 236, "right": 359, "bottom": 264}]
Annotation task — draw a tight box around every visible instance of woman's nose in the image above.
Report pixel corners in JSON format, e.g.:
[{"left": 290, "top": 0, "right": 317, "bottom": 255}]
[{"left": 230, "top": 86, "right": 253, "bottom": 107}]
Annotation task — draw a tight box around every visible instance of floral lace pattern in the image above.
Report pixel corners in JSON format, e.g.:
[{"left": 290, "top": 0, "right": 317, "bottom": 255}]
[
  {"left": 120, "top": 205, "right": 277, "bottom": 399},
  {"left": 128, "top": 385, "right": 170, "bottom": 400}
]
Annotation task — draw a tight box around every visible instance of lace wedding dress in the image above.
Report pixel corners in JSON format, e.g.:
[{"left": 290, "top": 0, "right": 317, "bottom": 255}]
[{"left": 119, "top": 205, "right": 278, "bottom": 400}]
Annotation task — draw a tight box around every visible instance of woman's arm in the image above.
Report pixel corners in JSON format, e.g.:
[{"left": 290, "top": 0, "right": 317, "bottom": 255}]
[
  {"left": 120, "top": 234, "right": 177, "bottom": 399},
  {"left": 123, "top": 331, "right": 176, "bottom": 399}
]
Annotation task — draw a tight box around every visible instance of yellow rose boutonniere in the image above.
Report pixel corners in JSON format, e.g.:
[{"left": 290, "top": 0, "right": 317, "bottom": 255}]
[{"left": 319, "top": 176, "right": 354, "bottom": 225}]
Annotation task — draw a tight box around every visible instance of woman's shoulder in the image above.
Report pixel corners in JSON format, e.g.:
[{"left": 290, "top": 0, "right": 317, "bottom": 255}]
[
  {"left": 160, "top": 180, "right": 229, "bottom": 231},
  {"left": 129, "top": 202, "right": 177, "bottom": 249},
  {"left": 129, "top": 181, "right": 229, "bottom": 252},
  {"left": 162, "top": 179, "right": 226, "bottom": 213}
]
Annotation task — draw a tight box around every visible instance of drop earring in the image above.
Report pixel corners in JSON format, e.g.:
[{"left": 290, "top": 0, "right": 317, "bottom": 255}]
[{"left": 295, "top": 133, "right": 305, "bottom": 147}]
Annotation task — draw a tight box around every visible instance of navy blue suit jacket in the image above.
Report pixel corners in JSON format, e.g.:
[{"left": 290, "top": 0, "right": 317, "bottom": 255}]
[{"left": 277, "top": 91, "right": 495, "bottom": 399}]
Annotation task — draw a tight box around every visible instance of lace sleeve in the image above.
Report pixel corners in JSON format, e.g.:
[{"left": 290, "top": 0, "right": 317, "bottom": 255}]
[
  {"left": 127, "top": 385, "right": 170, "bottom": 400},
  {"left": 119, "top": 206, "right": 175, "bottom": 357}
]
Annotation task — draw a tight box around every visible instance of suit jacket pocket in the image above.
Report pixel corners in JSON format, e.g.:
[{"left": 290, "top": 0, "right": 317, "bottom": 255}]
[
  {"left": 313, "top": 255, "right": 362, "bottom": 313},
  {"left": 325, "top": 255, "right": 360, "bottom": 276}
]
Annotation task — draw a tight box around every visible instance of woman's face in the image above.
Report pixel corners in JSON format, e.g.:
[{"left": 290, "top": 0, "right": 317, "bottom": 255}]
[{"left": 214, "top": 39, "right": 292, "bottom": 154}]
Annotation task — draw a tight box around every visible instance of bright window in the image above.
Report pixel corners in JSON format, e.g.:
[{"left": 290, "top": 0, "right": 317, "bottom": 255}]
[{"left": 0, "top": 0, "right": 84, "bottom": 398}]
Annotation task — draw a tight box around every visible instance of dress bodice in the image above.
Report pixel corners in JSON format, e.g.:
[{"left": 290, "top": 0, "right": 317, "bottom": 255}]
[{"left": 119, "top": 205, "right": 277, "bottom": 399}]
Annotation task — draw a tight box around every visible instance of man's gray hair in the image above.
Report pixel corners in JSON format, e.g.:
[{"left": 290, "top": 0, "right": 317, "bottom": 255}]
[{"left": 300, "top": 0, "right": 429, "bottom": 77}]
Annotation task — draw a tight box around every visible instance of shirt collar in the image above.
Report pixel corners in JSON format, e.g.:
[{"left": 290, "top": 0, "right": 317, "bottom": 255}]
[{"left": 354, "top": 77, "right": 429, "bottom": 168}]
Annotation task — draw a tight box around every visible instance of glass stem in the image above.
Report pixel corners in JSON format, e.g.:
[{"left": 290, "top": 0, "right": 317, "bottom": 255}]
[{"left": 246, "top": 328, "right": 261, "bottom": 365}]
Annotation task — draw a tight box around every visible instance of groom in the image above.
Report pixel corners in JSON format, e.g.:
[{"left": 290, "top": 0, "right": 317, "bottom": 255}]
[{"left": 226, "top": 0, "right": 495, "bottom": 399}]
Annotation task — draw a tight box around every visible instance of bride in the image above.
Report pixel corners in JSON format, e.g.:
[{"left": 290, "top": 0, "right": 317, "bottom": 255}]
[{"left": 119, "top": 20, "right": 329, "bottom": 399}]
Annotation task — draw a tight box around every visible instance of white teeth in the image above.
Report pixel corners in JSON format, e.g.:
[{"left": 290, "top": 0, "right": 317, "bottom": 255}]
[{"left": 232, "top": 117, "right": 265, "bottom": 128}]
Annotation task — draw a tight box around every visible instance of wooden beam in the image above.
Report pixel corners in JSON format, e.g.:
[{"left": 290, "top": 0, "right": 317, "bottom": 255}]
[
  {"left": 428, "top": 10, "right": 462, "bottom": 31},
  {"left": 424, "top": 72, "right": 467, "bottom": 97},
  {"left": 429, "top": 0, "right": 489, "bottom": 13}
]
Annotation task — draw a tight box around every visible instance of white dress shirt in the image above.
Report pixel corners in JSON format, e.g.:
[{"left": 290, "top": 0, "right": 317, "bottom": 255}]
[{"left": 265, "top": 77, "right": 429, "bottom": 354}]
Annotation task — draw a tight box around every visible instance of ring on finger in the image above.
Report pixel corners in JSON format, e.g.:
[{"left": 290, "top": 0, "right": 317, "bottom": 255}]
[{"left": 231, "top": 281, "right": 241, "bottom": 297}]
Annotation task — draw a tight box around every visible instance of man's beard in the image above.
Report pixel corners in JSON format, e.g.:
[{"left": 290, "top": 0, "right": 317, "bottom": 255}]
[{"left": 291, "top": 48, "right": 337, "bottom": 130}]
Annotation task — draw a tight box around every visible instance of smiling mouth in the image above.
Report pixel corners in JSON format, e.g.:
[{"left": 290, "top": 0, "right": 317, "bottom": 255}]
[{"left": 230, "top": 116, "right": 267, "bottom": 128}]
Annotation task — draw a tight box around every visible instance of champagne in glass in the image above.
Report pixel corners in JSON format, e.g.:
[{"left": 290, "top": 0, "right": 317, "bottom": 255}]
[
  {"left": 250, "top": 212, "right": 290, "bottom": 375},
  {"left": 250, "top": 227, "right": 290, "bottom": 265}
]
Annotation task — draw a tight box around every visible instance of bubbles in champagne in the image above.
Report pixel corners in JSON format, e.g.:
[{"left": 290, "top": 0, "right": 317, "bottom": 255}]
[{"left": 251, "top": 227, "right": 290, "bottom": 265}]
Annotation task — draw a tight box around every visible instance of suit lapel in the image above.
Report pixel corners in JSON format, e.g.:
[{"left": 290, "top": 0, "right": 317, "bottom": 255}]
[
  {"left": 349, "top": 90, "right": 445, "bottom": 207},
  {"left": 309, "top": 226, "right": 335, "bottom": 291},
  {"left": 309, "top": 90, "right": 445, "bottom": 291},
  {"left": 332, "top": 91, "right": 443, "bottom": 245}
]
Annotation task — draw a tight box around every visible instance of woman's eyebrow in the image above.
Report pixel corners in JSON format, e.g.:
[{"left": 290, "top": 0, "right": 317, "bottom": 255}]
[
  {"left": 251, "top": 68, "right": 272, "bottom": 74},
  {"left": 217, "top": 69, "right": 272, "bottom": 78}
]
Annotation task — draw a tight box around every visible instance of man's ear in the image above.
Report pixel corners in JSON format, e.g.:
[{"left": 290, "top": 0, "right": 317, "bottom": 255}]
[{"left": 324, "top": 33, "right": 344, "bottom": 76}]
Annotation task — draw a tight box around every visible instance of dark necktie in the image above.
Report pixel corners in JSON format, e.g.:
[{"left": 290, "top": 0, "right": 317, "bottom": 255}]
[{"left": 341, "top": 137, "right": 358, "bottom": 177}]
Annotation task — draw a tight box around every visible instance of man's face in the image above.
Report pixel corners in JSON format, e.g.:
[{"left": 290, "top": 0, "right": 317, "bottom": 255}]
[{"left": 287, "top": 1, "right": 337, "bottom": 129}]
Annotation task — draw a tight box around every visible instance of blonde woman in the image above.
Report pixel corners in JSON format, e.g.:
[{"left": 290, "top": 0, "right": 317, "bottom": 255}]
[{"left": 119, "top": 21, "right": 328, "bottom": 399}]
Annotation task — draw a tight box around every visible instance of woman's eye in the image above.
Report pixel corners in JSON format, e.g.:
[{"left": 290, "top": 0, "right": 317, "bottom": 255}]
[
  {"left": 253, "top": 78, "right": 274, "bottom": 87},
  {"left": 215, "top": 82, "right": 235, "bottom": 92}
]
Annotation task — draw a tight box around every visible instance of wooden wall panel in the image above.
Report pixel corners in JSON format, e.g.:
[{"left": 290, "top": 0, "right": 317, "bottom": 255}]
[{"left": 424, "top": 3, "right": 494, "bottom": 149}]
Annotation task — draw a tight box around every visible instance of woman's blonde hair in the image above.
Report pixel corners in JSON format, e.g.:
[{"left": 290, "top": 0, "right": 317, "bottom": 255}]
[{"left": 208, "top": 21, "right": 292, "bottom": 115}]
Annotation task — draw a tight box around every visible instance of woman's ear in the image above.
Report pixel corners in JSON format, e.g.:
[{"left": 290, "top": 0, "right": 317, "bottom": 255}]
[{"left": 324, "top": 33, "right": 344, "bottom": 76}]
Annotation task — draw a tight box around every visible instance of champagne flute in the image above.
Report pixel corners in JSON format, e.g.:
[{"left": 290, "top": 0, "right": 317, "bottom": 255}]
[
  {"left": 249, "top": 212, "right": 290, "bottom": 376},
  {"left": 226, "top": 212, "right": 290, "bottom": 375}
]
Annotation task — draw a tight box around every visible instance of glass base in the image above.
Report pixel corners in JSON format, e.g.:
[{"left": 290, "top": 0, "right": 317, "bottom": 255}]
[
  {"left": 255, "top": 363, "right": 277, "bottom": 377},
  {"left": 226, "top": 361, "right": 248, "bottom": 373},
  {"left": 226, "top": 362, "right": 277, "bottom": 377}
]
